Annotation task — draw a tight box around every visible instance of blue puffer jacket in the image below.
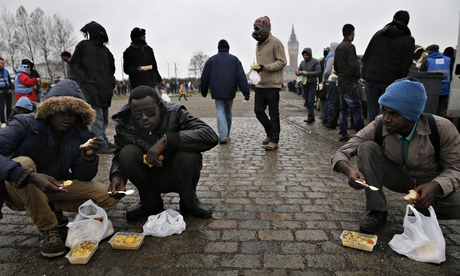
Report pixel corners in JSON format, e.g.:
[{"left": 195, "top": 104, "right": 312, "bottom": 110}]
[
  {"left": 200, "top": 48, "right": 250, "bottom": 99},
  {"left": 0, "top": 79, "right": 97, "bottom": 219}
]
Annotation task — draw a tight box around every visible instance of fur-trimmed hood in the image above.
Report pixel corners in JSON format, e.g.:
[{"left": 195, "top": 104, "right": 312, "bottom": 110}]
[{"left": 35, "top": 79, "right": 95, "bottom": 127}]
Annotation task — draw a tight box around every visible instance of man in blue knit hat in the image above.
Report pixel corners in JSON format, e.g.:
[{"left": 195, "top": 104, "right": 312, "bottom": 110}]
[{"left": 331, "top": 78, "right": 460, "bottom": 234}]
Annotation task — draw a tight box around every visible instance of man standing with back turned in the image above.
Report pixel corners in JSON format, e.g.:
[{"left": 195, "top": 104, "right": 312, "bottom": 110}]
[
  {"left": 362, "top": 10, "right": 415, "bottom": 122},
  {"left": 201, "top": 39, "right": 250, "bottom": 144},
  {"left": 251, "top": 16, "right": 287, "bottom": 151}
]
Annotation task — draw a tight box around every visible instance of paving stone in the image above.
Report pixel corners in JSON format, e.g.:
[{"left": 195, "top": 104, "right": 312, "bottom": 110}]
[{"left": 1, "top": 92, "right": 458, "bottom": 274}]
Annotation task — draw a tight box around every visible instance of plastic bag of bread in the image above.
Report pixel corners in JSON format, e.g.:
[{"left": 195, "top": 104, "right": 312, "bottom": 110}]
[{"left": 389, "top": 205, "right": 445, "bottom": 264}]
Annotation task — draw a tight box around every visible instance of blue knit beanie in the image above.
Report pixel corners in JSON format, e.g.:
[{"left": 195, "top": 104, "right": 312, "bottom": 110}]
[{"left": 378, "top": 79, "right": 427, "bottom": 121}]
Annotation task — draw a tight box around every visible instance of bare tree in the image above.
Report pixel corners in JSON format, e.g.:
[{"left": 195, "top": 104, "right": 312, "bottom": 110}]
[
  {"left": 188, "top": 51, "right": 208, "bottom": 80},
  {"left": 31, "top": 8, "right": 55, "bottom": 80},
  {"left": 0, "top": 5, "right": 21, "bottom": 71},
  {"left": 50, "top": 13, "right": 76, "bottom": 78},
  {"left": 16, "top": 5, "right": 38, "bottom": 64}
]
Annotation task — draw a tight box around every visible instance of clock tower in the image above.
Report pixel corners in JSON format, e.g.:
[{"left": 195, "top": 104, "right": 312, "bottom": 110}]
[{"left": 288, "top": 25, "right": 299, "bottom": 69}]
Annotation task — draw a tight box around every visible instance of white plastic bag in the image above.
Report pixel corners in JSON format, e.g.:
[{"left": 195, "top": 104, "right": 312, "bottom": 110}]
[
  {"left": 249, "top": 69, "right": 261, "bottom": 85},
  {"left": 389, "top": 205, "right": 445, "bottom": 264},
  {"left": 161, "top": 92, "right": 171, "bottom": 102},
  {"left": 65, "top": 199, "right": 114, "bottom": 248},
  {"left": 142, "top": 209, "right": 186, "bottom": 237}
]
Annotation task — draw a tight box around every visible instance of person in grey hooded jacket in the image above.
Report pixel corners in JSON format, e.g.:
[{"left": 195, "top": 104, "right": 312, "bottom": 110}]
[{"left": 296, "top": 47, "right": 321, "bottom": 123}]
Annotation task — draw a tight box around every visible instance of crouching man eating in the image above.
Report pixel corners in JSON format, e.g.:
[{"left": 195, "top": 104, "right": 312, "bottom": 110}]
[
  {"left": 0, "top": 80, "right": 119, "bottom": 257},
  {"left": 331, "top": 78, "right": 460, "bottom": 234},
  {"left": 109, "top": 86, "right": 218, "bottom": 220}
]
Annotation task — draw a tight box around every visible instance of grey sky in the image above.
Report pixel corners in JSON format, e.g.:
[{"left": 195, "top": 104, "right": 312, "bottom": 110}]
[{"left": 4, "top": 0, "right": 460, "bottom": 81}]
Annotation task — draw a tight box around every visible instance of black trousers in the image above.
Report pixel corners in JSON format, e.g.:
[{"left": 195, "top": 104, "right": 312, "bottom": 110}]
[
  {"left": 254, "top": 87, "right": 280, "bottom": 143},
  {"left": 119, "top": 144, "right": 202, "bottom": 210}
]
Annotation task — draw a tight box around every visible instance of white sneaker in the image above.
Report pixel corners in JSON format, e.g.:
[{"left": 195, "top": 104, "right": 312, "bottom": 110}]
[{"left": 1, "top": 123, "right": 6, "bottom": 128}]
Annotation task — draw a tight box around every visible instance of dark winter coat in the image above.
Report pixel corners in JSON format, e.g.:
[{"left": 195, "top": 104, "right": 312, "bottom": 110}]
[
  {"left": 0, "top": 79, "right": 97, "bottom": 219},
  {"left": 200, "top": 48, "right": 250, "bottom": 99},
  {"left": 70, "top": 33, "right": 116, "bottom": 107},
  {"left": 109, "top": 101, "right": 218, "bottom": 183},
  {"left": 362, "top": 21, "right": 415, "bottom": 83},
  {"left": 123, "top": 42, "right": 163, "bottom": 89},
  {"left": 334, "top": 37, "right": 361, "bottom": 82}
]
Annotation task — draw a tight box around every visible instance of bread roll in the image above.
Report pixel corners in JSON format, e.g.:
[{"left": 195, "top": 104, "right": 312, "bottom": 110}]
[{"left": 404, "top": 189, "right": 420, "bottom": 204}]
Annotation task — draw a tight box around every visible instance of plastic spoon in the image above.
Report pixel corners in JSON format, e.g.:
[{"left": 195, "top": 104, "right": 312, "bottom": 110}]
[
  {"left": 355, "top": 180, "right": 379, "bottom": 191},
  {"left": 108, "top": 189, "right": 135, "bottom": 195}
]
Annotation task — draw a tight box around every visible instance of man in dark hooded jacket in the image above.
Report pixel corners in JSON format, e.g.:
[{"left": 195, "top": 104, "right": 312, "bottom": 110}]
[
  {"left": 362, "top": 10, "right": 415, "bottom": 122},
  {"left": 123, "top": 27, "right": 166, "bottom": 90},
  {"left": 0, "top": 79, "right": 119, "bottom": 258},
  {"left": 70, "top": 21, "right": 116, "bottom": 153},
  {"left": 295, "top": 47, "right": 321, "bottom": 123}
]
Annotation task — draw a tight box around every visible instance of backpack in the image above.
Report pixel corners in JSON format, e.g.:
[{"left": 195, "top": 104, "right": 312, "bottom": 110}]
[{"left": 374, "top": 113, "right": 440, "bottom": 160}]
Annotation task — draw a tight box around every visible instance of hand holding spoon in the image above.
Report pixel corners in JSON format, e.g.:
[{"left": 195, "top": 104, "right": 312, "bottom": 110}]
[
  {"left": 108, "top": 189, "right": 135, "bottom": 195},
  {"left": 355, "top": 179, "right": 379, "bottom": 191}
]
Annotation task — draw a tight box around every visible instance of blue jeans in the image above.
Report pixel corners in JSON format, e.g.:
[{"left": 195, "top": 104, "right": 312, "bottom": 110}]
[
  {"left": 323, "top": 81, "right": 337, "bottom": 124},
  {"left": 302, "top": 82, "right": 317, "bottom": 120},
  {"left": 365, "top": 81, "right": 390, "bottom": 123},
  {"left": 254, "top": 87, "right": 280, "bottom": 143},
  {"left": 338, "top": 81, "right": 364, "bottom": 136},
  {"left": 91, "top": 105, "right": 109, "bottom": 148},
  {"left": 215, "top": 99, "right": 233, "bottom": 141}
]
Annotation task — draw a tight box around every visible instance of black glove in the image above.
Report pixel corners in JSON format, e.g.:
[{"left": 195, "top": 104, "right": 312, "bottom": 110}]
[
  {"left": 244, "top": 95, "right": 250, "bottom": 101},
  {"left": 255, "top": 64, "right": 264, "bottom": 73}
]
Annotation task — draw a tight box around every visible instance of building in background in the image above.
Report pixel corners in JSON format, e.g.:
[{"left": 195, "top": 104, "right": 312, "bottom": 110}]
[{"left": 284, "top": 25, "right": 298, "bottom": 82}]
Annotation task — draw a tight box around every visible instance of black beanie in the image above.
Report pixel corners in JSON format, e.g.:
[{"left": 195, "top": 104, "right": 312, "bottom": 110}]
[
  {"left": 130, "top": 27, "right": 146, "bottom": 42},
  {"left": 218, "top": 39, "right": 230, "bottom": 50}
]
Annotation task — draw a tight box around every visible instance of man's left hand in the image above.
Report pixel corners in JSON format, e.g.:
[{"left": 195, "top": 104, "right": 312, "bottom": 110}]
[{"left": 414, "top": 181, "right": 441, "bottom": 208}]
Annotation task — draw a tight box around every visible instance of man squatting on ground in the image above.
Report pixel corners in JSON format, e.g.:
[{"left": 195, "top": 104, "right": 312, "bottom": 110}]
[
  {"left": 0, "top": 79, "right": 119, "bottom": 257},
  {"left": 331, "top": 78, "right": 460, "bottom": 234},
  {"left": 109, "top": 86, "right": 218, "bottom": 220}
]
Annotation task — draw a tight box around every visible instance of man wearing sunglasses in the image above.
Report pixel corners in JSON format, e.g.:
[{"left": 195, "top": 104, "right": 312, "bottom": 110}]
[{"left": 109, "top": 85, "right": 218, "bottom": 220}]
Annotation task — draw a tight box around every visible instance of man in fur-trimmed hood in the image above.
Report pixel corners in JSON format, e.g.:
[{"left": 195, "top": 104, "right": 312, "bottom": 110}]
[{"left": 0, "top": 79, "right": 119, "bottom": 258}]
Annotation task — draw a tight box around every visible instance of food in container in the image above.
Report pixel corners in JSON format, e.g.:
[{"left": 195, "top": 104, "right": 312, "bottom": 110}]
[
  {"left": 340, "top": 230, "right": 378, "bottom": 252},
  {"left": 65, "top": 240, "right": 98, "bottom": 264},
  {"left": 108, "top": 232, "right": 144, "bottom": 250}
]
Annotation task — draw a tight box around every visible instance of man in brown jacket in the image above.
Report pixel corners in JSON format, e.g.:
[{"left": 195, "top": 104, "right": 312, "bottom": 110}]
[
  {"left": 331, "top": 78, "right": 460, "bottom": 234},
  {"left": 251, "top": 16, "right": 287, "bottom": 151}
]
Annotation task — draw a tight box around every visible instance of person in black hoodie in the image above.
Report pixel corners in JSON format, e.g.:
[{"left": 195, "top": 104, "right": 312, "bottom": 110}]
[
  {"left": 362, "top": 10, "right": 415, "bottom": 122},
  {"left": 70, "top": 21, "right": 116, "bottom": 153},
  {"left": 123, "top": 27, "right": 166, "bottom": 90}
]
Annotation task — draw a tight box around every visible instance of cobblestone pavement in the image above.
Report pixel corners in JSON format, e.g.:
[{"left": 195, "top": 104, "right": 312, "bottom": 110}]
[{"left": 1, "top": 91, "right": 459, "bottom": 275}]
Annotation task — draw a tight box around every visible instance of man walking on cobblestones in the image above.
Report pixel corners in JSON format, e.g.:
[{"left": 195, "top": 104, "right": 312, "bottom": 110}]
[
  {"left": 251, "top": 16, "right": 287, "bottom": 151},
  {"left": 201, "top": 39, "right": 250, "bottom": 144}
]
